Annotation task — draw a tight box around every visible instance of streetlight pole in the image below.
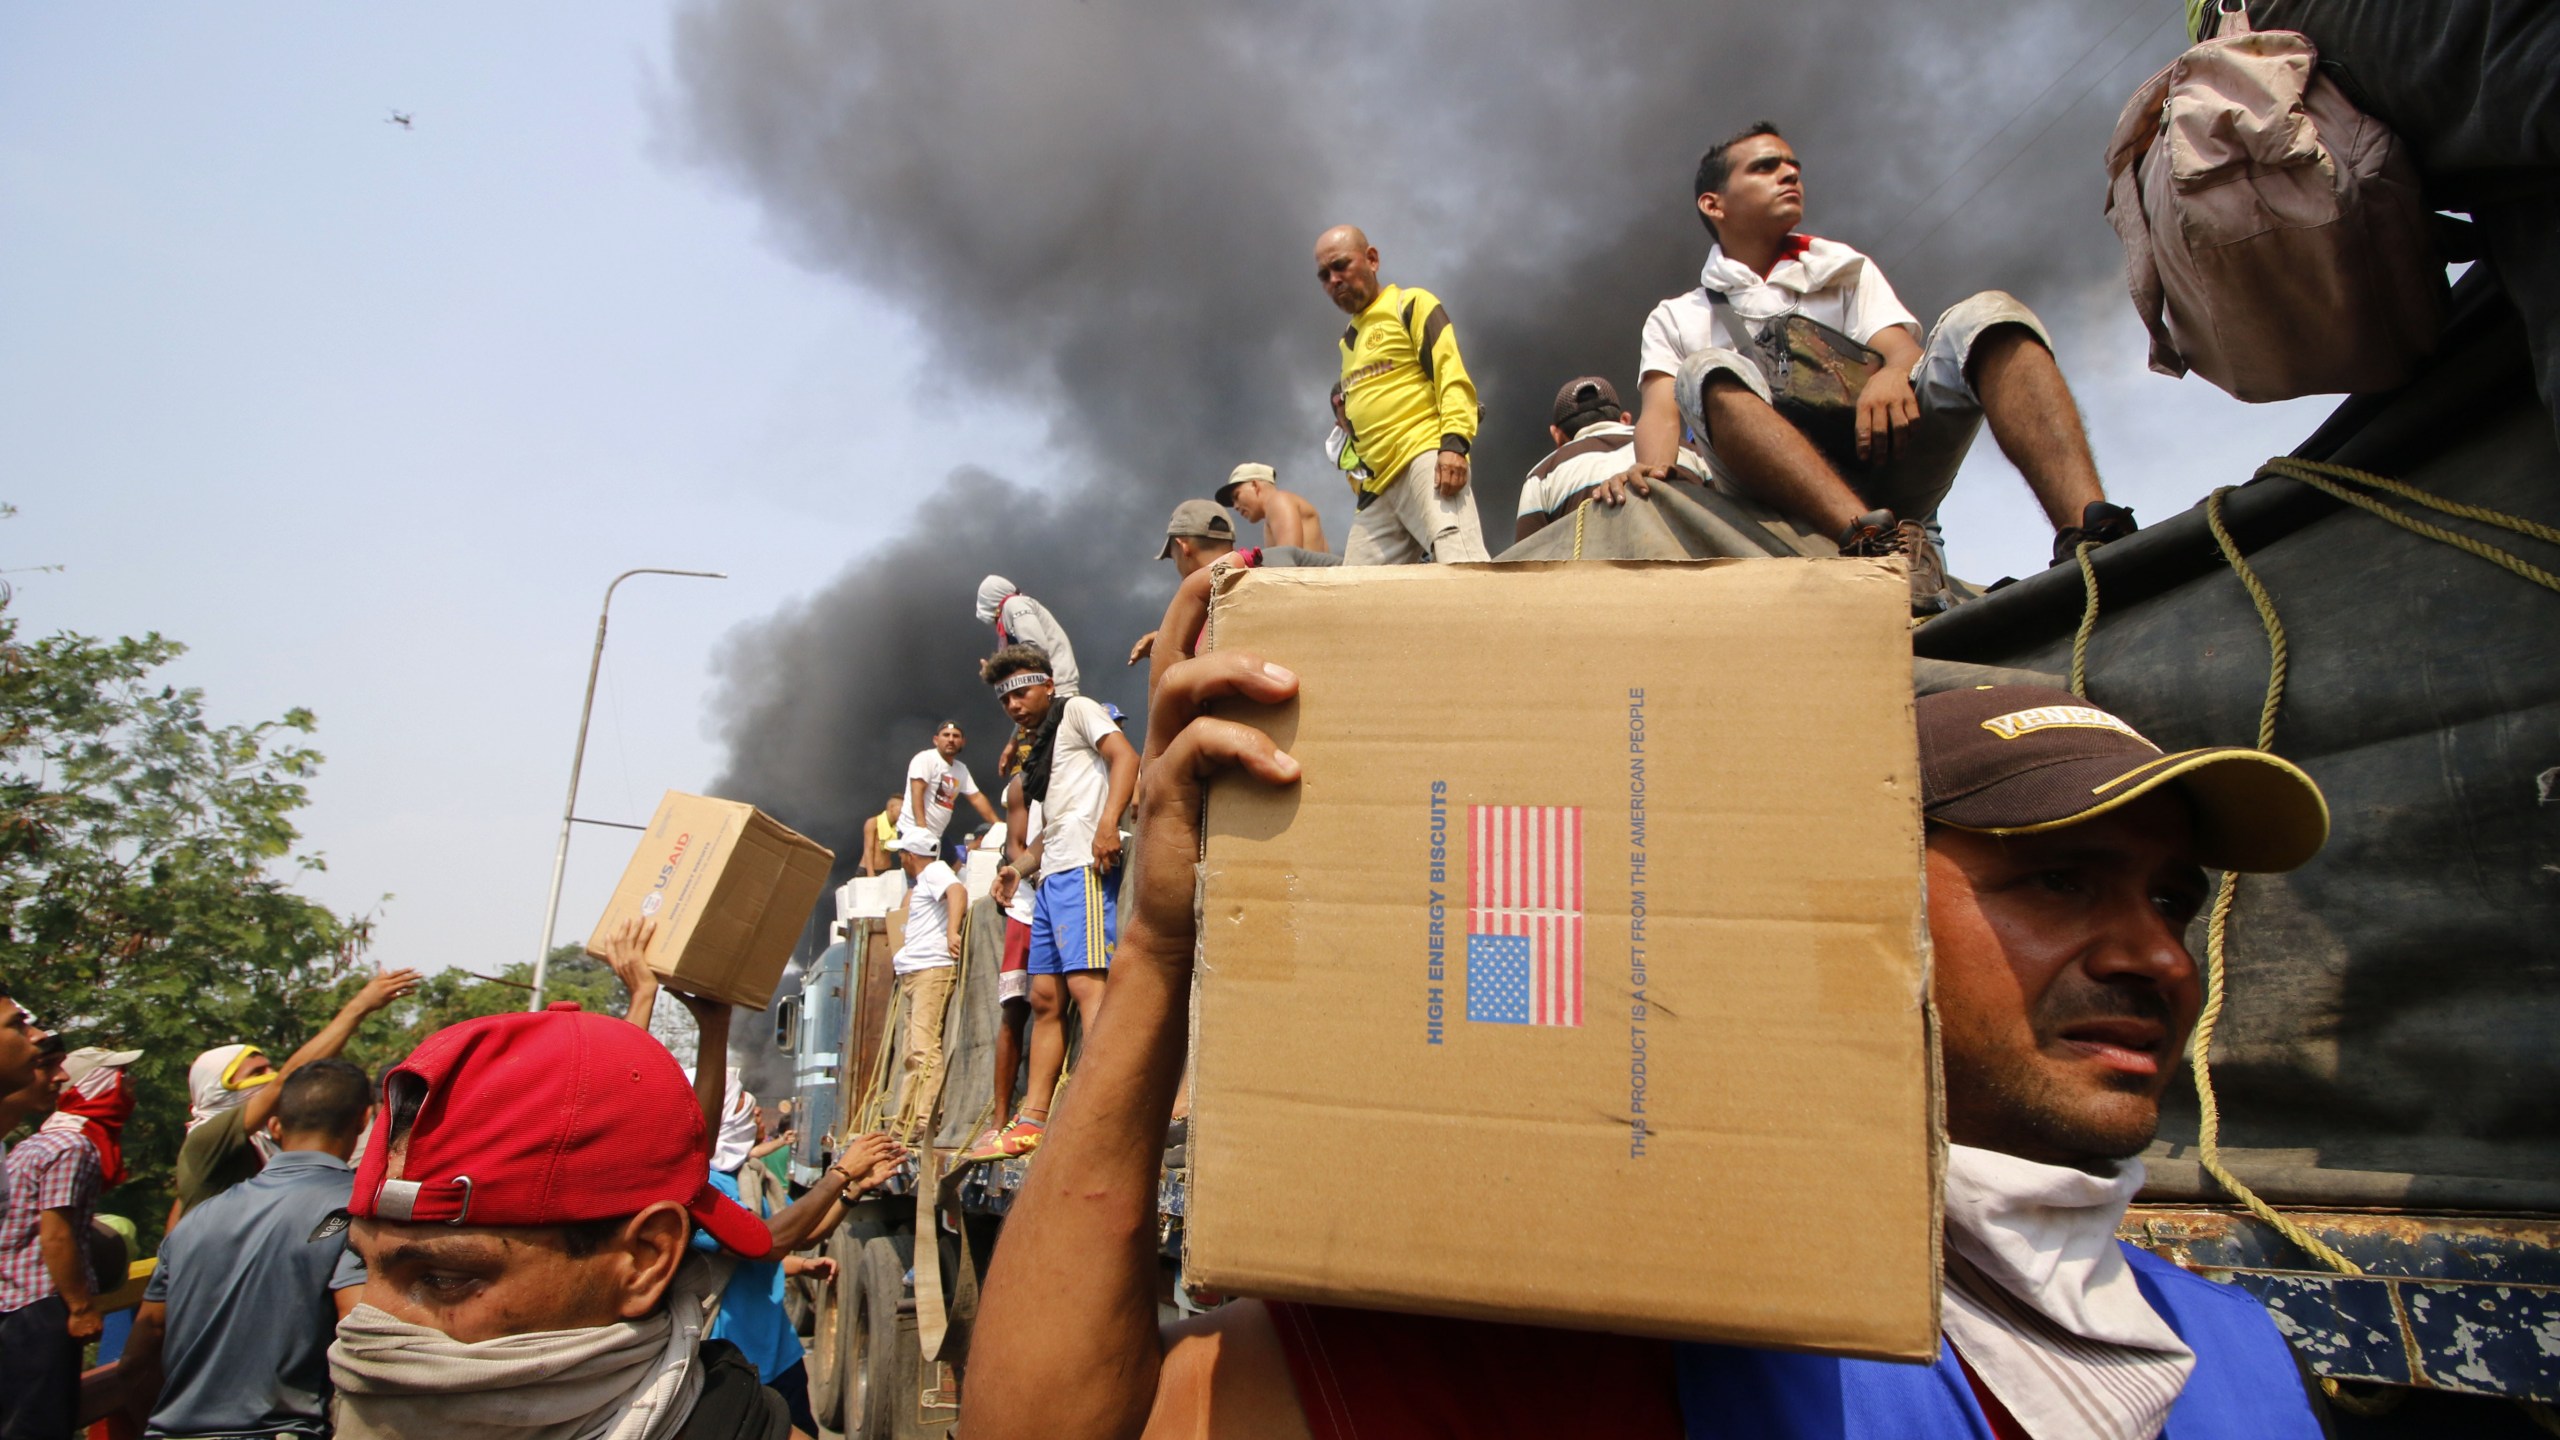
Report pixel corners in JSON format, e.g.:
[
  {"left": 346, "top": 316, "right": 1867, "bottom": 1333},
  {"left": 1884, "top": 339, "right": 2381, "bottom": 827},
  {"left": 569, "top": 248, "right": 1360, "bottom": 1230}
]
[{"left": 529, "top": 567, "right": 727, "bottom": 1010}]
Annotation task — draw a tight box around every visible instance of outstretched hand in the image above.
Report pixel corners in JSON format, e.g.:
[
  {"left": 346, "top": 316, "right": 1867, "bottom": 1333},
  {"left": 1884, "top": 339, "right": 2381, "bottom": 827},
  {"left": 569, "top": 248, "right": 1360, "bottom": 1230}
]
[
  {"left": 833, "top": 1131, "right": 908, "bottom": 1192},
  {"left": 351, "top": 968, "right": 423, "bottom": 1016},
  {"left": 1127, "top": 630, "right": 1157, "bottom": 666}
]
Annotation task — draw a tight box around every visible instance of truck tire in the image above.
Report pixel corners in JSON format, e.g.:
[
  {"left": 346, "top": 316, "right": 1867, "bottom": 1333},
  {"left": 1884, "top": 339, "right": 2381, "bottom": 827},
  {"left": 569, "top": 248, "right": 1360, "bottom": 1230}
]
[
  {"left": 845, "top": 1232, "right": 911, "bottom": 1440},
  {"left": 805, "top": 1228, "right": 856, "bottom": 1427}
]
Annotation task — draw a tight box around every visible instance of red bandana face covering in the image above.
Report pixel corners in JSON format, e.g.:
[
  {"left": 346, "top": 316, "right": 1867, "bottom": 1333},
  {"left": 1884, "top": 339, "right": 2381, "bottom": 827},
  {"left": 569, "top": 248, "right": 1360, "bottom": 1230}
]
[{"left": 47, "top": 1068, "right": 136, "bottom": 1188}]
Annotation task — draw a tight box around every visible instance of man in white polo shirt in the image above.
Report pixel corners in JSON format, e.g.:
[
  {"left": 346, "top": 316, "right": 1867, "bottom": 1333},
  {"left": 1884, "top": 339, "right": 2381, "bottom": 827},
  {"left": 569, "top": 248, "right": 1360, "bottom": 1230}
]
[{"left": 1622, "top": 123, "right": 2136, "bottom": 612}]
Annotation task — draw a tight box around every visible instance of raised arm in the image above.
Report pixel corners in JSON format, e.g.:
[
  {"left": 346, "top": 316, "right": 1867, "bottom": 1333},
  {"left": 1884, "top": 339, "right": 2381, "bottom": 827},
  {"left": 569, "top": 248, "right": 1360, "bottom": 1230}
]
[
  {"left": 765, "top": 1131, "right": 907, "bottom": 1253},
  {"left": 675, "top": 992, "right": 732, "bottom": 1143},
  {"left": 247, "top": 968, "right": 421, "bottom": 1133},
  {"left": 963, "top": 651, "right": 1301, "bottom": 1440},
  {"left": 600, "top": 917, "right": 660, "bottom": 1032}
]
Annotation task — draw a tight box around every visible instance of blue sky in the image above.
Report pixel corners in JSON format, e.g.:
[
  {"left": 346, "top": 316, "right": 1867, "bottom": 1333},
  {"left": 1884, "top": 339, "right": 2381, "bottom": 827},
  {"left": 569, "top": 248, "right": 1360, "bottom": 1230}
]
[{"left": 2, "top": 4, "right": 2337, "bottom": 980}]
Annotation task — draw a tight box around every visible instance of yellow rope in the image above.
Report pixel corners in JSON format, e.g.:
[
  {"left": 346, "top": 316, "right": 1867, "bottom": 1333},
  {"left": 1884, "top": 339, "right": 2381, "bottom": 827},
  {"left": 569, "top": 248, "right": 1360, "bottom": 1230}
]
[
  {"left": 1571, "top": 500, "right": 1589, "bottom": 560},
  {"left": 2259, "top": 458, "right": 2560, "bottom": 593},
  {"left": 2068, "top": 540, "right": 2099, "bottom": 697},
  {"left": 2191, "top": 487, "right": 2364, "bottom": 1276}
]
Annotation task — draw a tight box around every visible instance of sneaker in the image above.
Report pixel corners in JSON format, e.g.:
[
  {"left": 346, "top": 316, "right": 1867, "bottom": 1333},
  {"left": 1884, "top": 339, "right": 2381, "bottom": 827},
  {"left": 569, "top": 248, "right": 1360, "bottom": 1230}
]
[
  {"left": 973, "top": 1116, "right": 1044, "bottom": 1160},
  {"left": 2050, "top": 501, "right": 2138, "bottom": 567},
  {"left": 959, "top": 1126, "right": 1006, "bottom": 1163},
  {"left": 1837, "top": 509, "right": 1954, "bottom": 617}
]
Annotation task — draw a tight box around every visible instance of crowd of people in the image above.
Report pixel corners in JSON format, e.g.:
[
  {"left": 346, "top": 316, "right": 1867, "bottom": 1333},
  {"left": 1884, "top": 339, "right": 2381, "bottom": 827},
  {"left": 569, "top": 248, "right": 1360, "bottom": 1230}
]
[
  {"left": 0, "top": 926, "right": 902, "bottom": 1439},
  {"left": 1078, "top": 123, "right": 2155, "bottom": 623},
  {"left": 7, "top": 71, "right": 2533, "bottom": 1433}
]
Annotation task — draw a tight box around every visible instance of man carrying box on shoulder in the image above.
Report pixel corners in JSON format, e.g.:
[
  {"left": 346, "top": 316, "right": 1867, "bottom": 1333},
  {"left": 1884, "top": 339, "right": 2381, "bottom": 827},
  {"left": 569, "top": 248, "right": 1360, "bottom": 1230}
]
[
  {"left": 969, "top": 644, "right": 1140, "bottom": 1162},
  {"left": 1619, "top": 124, "right": 2135, "bottom": 614},
  {"left": 960, "top": 672, "right": 2333, "bottom": 1438},
  {"left": 1316, "top": 225, "right": 1491, "bottom": 566}
]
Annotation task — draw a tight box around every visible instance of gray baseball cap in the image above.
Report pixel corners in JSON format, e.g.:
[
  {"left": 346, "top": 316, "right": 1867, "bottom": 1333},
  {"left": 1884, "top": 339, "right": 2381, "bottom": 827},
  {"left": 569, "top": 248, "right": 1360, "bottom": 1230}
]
[{"left": 1156, "top": 499, "right": 1237, "bottom": 559}]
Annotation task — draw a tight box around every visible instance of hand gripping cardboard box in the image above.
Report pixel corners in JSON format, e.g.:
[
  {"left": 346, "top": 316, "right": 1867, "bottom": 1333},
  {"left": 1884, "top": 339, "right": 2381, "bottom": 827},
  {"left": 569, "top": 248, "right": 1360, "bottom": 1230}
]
[
  {"left": 586, "top": 790, "right": 836, "bottom": 1010},
  {"left": 1189, "top": 558, "right": 1941, "bottom": 1360}
]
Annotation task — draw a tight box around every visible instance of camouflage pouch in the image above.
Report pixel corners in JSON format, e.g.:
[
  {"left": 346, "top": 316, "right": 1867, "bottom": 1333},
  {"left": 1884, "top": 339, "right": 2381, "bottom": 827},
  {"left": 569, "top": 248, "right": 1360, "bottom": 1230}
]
[{"left": 1711, "top": 294, "right": 1883, "bottom": 472}]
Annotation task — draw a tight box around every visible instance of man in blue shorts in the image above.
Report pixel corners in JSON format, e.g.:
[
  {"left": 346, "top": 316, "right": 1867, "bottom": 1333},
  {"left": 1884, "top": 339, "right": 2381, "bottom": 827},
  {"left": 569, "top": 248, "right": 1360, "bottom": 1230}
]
[{"left": 975, "top": 643, "right": 1140, "bottom": 1159}]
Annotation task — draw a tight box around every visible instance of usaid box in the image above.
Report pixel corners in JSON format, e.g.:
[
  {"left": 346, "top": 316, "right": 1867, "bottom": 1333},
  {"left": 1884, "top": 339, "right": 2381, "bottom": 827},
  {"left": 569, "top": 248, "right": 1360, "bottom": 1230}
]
[
  {"left": 586, "top": 790, "right": 835, "bottom": 1010},
  {"left": 1188, "top": 559, "right": 1940, "bottom": 1359}
]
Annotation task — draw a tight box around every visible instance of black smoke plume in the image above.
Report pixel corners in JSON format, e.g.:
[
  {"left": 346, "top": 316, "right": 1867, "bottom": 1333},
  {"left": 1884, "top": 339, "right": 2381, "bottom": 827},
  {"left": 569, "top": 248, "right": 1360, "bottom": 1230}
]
[{"left": 675, "top": 0, "right": 2187, "bottom": 857}]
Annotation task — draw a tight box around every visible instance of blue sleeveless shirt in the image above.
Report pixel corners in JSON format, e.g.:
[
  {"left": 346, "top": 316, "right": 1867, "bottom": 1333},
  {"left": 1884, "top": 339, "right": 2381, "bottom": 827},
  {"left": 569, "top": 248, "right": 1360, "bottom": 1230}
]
[{"left": 1676, "top": 1244, "right": 2322, "bottom": 1439}]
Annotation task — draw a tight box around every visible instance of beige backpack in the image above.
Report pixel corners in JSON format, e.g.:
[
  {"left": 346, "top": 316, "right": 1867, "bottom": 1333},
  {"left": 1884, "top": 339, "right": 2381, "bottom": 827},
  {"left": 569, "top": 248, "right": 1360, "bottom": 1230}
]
[{"left": 2103, "top": 3, "right": 2443, "bottom": 402}]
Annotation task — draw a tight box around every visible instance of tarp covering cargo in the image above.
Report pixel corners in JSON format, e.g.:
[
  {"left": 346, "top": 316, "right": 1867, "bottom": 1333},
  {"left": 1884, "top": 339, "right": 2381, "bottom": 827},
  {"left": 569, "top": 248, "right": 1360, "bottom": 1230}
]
[{"left": 1915, "top": 278, "right": 2559, "bottom": 1212}]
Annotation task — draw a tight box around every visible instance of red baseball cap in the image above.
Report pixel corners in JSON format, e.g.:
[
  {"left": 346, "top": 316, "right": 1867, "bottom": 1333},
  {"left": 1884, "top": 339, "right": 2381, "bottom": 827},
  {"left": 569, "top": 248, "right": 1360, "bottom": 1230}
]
[{"left": 348, "top": 1002, "right": 771, "bottom": 1259}]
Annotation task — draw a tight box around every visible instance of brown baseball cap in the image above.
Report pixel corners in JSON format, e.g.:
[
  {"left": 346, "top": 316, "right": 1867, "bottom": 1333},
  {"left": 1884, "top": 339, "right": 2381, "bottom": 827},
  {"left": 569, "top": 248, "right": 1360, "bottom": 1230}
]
[
  {"left": 1156, "top": 499, "right": 1237, "bottom": 559},
  {"left": 1215, "top": 462, "right": 1275, "bottom": 508},
  {"left": 1551, "top": 376, "right": 1622, "bottom": 428},
  {"left": 1918, "top": 685, "right": 2328, "bottom": 873}
]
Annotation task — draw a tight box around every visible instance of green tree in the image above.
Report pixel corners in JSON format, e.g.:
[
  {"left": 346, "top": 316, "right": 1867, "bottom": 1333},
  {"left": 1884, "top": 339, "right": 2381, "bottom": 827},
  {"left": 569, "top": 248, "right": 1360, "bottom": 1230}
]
[{"left": 0, "top": 596, "right": 374, "bottom": 1238}]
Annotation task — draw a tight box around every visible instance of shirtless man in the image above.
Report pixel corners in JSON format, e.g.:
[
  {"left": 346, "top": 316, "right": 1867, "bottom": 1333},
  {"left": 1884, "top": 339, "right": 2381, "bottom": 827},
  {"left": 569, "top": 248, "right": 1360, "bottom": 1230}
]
[{"left": 1215, "top": 464, "right": 1328, "bottom": 553}]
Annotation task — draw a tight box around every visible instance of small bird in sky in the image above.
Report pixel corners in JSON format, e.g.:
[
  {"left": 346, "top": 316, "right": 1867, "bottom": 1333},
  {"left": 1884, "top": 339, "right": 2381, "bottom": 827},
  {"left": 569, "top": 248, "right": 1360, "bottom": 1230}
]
[{"left": 386, "top": 111, "right": 413, "bottom": 129}]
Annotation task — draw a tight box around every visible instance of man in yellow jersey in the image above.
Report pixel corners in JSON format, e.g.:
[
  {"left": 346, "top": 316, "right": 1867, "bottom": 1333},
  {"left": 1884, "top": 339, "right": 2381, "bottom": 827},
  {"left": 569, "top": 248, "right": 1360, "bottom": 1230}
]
[{"left": 1315, "top": 225, "right": 1491, "bottom": 565}]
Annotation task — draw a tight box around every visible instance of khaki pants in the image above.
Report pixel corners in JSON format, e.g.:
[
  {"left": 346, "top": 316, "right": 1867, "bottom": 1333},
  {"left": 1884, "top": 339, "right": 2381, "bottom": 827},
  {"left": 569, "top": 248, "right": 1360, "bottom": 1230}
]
[
  {"left": 890, "top": 964, "right": 957, "bottom": 1142},
  {"left": 1344, "top": 449, "right": 1492, "bottom": 565}
]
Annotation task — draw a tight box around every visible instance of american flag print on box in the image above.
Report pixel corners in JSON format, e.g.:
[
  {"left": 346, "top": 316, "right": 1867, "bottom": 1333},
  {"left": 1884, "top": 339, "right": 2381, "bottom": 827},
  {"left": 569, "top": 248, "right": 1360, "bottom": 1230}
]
[{"left": 1463, "top": 804, "right": 1584, "bottom": 1027}]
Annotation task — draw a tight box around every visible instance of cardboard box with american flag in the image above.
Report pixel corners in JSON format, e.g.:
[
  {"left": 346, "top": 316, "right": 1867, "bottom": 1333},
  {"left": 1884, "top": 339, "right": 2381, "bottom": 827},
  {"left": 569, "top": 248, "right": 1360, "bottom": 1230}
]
[{"left": 1189, "top": 557, "right": 1939, "bottom": 1360}]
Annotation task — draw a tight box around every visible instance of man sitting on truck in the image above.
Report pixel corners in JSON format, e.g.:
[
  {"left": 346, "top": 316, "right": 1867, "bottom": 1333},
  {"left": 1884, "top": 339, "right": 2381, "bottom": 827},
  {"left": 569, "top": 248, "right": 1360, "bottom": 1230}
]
[
  {"left": 960, "top": 670, "right": 2333, "bottom": 1438},
  {"left": 1515, "top": 376, "right": 1709, "bottom": 543},
  {"left": 976, "top": 643, "right": 1142, "bottom": 1160},
  {"left": 1621, "top": 124, "right": 2137, "bottom": 612}
]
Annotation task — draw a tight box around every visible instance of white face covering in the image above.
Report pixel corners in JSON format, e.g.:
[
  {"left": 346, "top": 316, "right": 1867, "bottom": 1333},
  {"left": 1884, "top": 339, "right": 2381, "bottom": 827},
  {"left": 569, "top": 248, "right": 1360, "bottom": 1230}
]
[
  {"left": 682, "top": 1066, "right": 758, "bottom": 1176},
  {"left": 975, "top": 575, "right": 1017, "bottom": 625},
  {"left": 330, "top": 1256, "right": 722, "bottom": 1440},
  {"left": 1940, "top": 1146, "right": 2197, "bottom": 1440}
]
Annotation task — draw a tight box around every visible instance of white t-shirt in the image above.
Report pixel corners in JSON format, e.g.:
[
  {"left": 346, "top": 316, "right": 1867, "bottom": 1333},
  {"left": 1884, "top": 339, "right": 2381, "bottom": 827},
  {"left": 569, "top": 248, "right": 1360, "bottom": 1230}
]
[
  {"left": 1638, "top": 236, "right": 1919, "bottom": 382},
  {"left": 895, "top": 861, "right": 964, "bottom": 974},
  {"left": 1516, "top": 421, "right": 1712, "bottom": 519},
  {"left": 1038, "top": 697, "right": 1122, "bottom": 874},
  {"left": 901, "top": 750, "right": 979, "bottom": 843}
]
